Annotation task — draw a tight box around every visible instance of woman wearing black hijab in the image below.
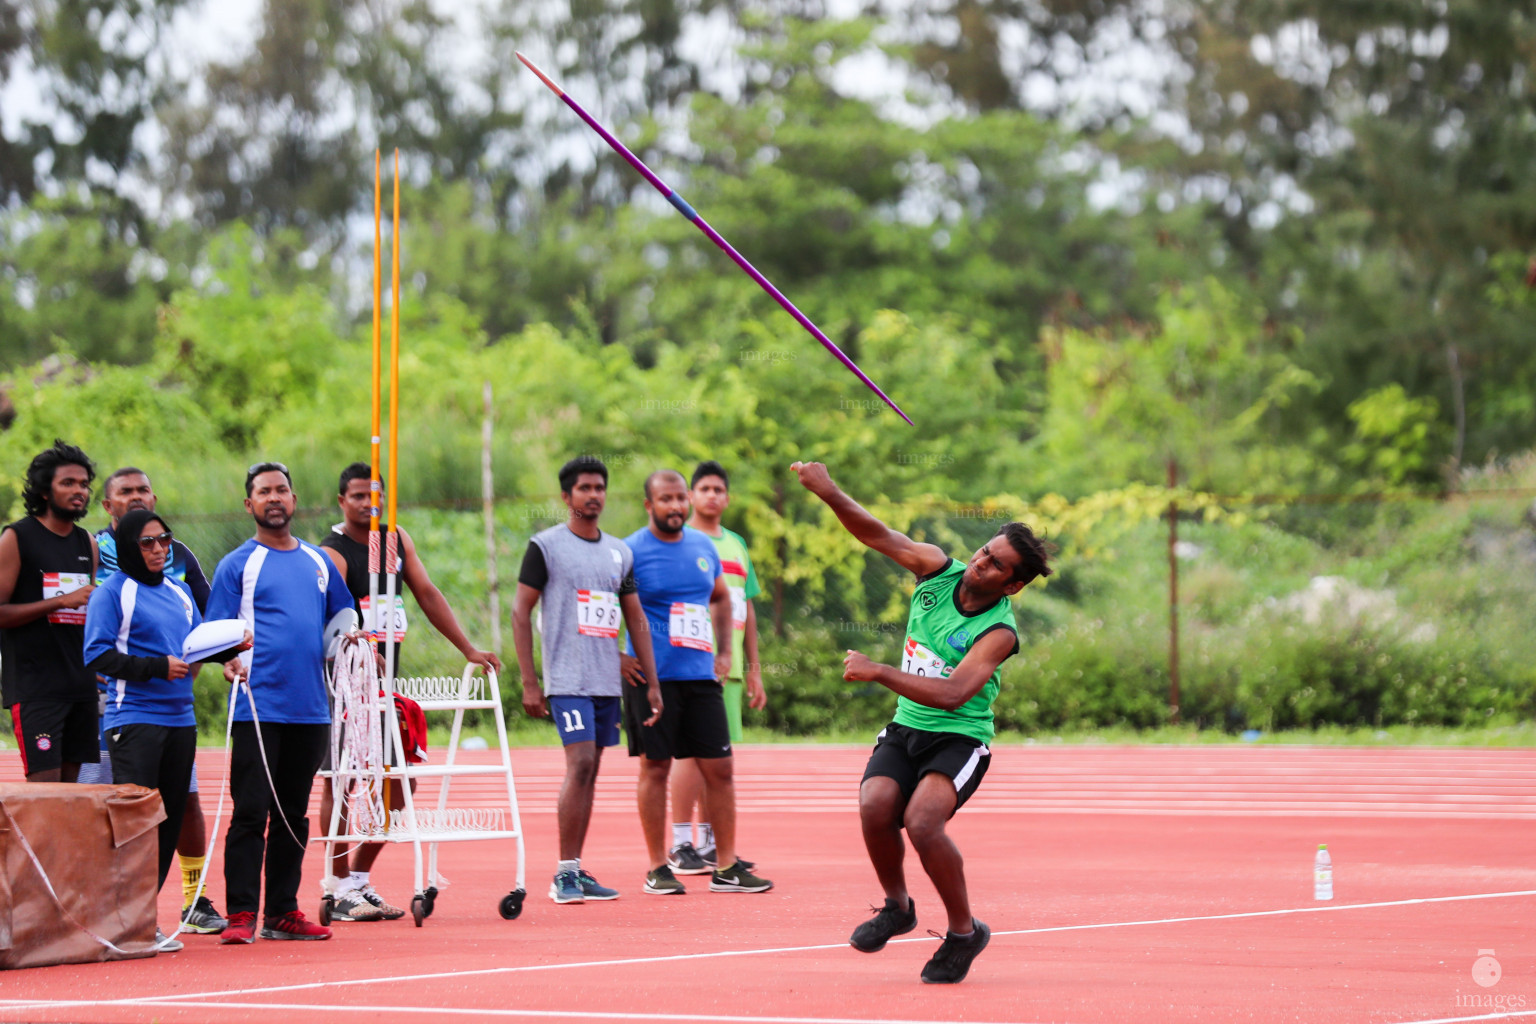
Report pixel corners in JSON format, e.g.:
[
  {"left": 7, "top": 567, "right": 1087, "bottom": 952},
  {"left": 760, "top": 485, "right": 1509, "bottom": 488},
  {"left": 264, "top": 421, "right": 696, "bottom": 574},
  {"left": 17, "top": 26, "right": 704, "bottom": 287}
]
[{"left": 83, "top": 509, "right": 203, "bottom": 947}]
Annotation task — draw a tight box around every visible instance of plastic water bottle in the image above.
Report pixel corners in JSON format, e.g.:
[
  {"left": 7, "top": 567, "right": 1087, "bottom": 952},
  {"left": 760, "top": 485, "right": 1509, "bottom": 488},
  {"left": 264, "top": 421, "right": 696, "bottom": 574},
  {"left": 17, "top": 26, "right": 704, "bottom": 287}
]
[{"left": 1313, "top": 844, "right": 1333, "bottom": 901}]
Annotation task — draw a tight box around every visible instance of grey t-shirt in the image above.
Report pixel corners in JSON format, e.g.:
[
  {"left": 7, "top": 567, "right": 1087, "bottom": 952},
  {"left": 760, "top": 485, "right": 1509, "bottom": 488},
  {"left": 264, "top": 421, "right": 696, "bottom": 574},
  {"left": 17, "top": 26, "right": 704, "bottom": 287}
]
[{"left": 519, "top": 525, "right": 636, "bottom": 697}]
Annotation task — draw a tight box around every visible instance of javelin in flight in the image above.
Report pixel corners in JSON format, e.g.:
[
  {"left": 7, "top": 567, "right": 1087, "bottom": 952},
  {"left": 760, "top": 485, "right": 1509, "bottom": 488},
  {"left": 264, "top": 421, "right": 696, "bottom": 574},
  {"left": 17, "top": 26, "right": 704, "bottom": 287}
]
[{"left": 516, "top": 52, "right": 912, "bottom": 424}]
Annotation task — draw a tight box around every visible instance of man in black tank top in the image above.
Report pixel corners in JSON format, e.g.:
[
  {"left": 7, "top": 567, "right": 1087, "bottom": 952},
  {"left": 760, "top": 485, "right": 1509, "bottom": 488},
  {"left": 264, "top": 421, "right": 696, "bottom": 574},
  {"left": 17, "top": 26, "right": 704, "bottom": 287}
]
[
  {"left": 315, "top": 462, "right": 502, "bottom": 921},
  {"left": 0, "top": 441, "right": 100, "bottom": 781}
]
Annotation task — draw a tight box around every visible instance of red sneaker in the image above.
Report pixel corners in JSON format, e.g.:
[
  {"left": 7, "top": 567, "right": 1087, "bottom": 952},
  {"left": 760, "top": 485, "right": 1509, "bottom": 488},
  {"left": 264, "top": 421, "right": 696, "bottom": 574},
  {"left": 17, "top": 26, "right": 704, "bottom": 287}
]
[
  {"left": 260, "top": 910, "right": 332, "bottom": 941},
  {"left": 220, "top": 911, "right": 257, "bottom": 945}
]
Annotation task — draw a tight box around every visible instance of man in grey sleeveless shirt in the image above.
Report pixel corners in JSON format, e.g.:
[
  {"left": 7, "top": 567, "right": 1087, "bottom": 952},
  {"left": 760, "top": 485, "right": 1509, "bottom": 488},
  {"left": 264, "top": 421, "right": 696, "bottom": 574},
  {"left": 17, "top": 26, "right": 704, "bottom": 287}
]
[{"left": 513, "top": 456, "right": 661, "bottom": 904}]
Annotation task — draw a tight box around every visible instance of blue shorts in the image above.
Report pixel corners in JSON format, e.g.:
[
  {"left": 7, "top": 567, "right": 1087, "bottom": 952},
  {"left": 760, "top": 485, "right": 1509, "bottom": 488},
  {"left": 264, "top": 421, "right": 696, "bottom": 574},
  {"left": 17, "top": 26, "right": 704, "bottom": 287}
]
[{"left": 549, "top": 695, "right": 621, "bottom": 748}]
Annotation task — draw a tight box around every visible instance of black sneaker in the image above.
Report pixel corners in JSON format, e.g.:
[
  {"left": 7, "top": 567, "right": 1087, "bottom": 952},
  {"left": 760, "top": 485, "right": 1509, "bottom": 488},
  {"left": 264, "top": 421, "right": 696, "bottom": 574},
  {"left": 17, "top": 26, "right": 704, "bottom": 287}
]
[
  {"left": 667, "top": 841, "right": 710, "bottom": 875},
  {"left": 697, "top": 846, "right": 755, "bottom": 871},
  {"left": 920, "top": 919, "right": 991, "bottom": 984},
  {"left": 708, "top": 860, "right": 773, "bottom": 893},
  {"left": 644, "top": 864, "right": 687, "bottom": 895},
  {"left": 849, "top": 897, "right": 917, "bottom": 952}
]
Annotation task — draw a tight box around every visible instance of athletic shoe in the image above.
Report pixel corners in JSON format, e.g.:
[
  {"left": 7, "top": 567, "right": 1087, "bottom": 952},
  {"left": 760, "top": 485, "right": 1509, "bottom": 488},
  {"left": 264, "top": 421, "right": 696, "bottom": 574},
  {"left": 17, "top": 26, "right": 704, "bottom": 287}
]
[
  {"left": 220, "top": 911, "right": 257, "bottom": 945},
  {"left": 331, "top": 890, "right": 385, "bottom": 921},
  {"left": 550, "top": 869, "right": 585, "bottom": 904},
  {"left": 849, "top": 897, "right": 917, "bottom": 952},
  {"left": 643, "top": 865, "right": 686, "bottom": 895},
  {"left": 357, "top": 883, "right": 407, "bottom": 920},
  {"left": 697, "top": 846, "right": 754, "bottom": 871},
  {"left": 920, "top": 919, "right": 991, "bottom": 984},
  {"left": 666, "top": 841, "right": 710, "bottom": 875},
  {"left": 708, "top": 860, "right": 773, "bottom": 893},
  {"left": 578, "top": 870, "right": 619, "bottom": 901},
  {"left": 260, "top": 910, "right": 333, "bottom": 941},
  {"left": 154, "top": 928, "right": 184, "bottom": 952},
  {"left": 180, "top": 895, "right": 228, "bottom": 935}
]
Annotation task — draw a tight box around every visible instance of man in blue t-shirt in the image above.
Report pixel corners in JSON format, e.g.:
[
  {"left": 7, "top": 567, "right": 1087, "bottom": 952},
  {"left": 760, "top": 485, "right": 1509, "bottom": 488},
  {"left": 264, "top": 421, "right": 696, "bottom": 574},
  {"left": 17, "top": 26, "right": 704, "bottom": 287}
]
[
  {"left": 621, "top": 470, "right": 772, "bottom": 896},
  {"left": 206, "top": 462, "right": 356, "bottom": 944}
]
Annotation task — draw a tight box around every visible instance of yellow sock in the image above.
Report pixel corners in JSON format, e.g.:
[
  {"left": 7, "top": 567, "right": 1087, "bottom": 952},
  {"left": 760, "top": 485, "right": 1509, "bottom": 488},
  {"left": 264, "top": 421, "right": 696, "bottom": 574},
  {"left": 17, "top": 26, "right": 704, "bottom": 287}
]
[{"left": 180, "top": 855, "right": 205, "bottom": 908}]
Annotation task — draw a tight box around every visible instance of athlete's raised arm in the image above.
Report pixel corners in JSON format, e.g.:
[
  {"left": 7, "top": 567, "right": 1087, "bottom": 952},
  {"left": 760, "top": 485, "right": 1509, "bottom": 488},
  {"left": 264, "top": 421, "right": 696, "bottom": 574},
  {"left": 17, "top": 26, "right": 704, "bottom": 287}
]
[{"left": 790, "top": 461, "right": 948, "bottom": 578}]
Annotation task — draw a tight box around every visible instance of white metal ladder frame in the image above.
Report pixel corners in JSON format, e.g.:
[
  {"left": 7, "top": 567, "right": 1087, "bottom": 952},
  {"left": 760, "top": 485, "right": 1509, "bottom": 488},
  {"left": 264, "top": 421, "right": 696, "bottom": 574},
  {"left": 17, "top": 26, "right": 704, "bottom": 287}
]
[{"left": 318, "top": 660, "right": 527, "bottom": 924}]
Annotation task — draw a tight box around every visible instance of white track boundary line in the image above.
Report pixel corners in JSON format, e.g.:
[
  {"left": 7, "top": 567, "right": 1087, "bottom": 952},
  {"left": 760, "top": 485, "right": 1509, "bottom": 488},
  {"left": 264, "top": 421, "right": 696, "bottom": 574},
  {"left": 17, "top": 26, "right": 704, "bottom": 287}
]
[
  {"left": 1388, "top": 1013, "right": 1536, "bottom": 1023},
  {"left": 1, "top": 1002, "right": 1047, "bottom": 1024},
  {"left": 0, "top": 887, "right": 1531, "bottom": 1017}
]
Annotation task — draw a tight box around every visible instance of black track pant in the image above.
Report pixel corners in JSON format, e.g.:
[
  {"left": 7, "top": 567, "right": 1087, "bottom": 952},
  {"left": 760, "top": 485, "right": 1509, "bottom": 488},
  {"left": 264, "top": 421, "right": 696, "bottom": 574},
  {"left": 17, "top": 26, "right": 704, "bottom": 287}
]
[
  {"left": 109, "top": 723, "right": 197, "bottom": 892},
  {"left": 225, "top": 721, "right": 327, "bottom": 918}
]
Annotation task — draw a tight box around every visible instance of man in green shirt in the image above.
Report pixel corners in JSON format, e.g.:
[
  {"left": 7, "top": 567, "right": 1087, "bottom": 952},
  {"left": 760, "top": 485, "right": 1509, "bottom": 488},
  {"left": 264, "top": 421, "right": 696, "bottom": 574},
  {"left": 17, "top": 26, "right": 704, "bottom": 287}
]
[
  {"left": 792, "top": 459, "right": 1052, "bottom": 985},
  {"left": 667, "top": 461, "right": 765, "bottom": 874}
]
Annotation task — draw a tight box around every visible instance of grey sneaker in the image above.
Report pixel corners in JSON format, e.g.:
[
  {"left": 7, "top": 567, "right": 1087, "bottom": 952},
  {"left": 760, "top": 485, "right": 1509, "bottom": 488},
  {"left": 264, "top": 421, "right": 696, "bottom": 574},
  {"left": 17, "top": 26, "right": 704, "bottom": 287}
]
[
  {"left": 180, "top": 895, "right": 228, "bottom": 934},
  {"left": 331, "top": 891, "right": 384, "bottom": 922},
  {"left": 643, "top": 864, "right": 687, "bottom": 895},
  {"left": 667, "top": 841, "right": 710, "bottom": 875},
  {"left": 920, "top": 919, "right": 991, "bottom": 984},
  {"left": 850, "top": 897, "right": 917, "bottom": 952},
  {"left": 709, "top": 860, "right": 773, "bottom": 893},
  {"left": 154, "top": 928, "right": 184, "bottom": 952},
  {"left": 578, "top": 869, "right": 619, "bottom": 900},
  {"left": 550, "top": 869, "right": 585, "bottom": 904}
]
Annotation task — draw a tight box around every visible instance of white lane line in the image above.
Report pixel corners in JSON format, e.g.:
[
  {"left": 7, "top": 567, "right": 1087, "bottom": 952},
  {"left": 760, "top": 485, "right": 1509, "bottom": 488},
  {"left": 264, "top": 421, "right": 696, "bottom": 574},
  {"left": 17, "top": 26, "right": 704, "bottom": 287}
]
[
  {"left": 0, "top": 1002, "right": 1044, "bottom": 1024},
  {"left": 1, "top": 888, "right": 1530, "bottom": 1015},
  {"left": 1385, "top": 1012, "right": 1536, "bottom": 1023}
]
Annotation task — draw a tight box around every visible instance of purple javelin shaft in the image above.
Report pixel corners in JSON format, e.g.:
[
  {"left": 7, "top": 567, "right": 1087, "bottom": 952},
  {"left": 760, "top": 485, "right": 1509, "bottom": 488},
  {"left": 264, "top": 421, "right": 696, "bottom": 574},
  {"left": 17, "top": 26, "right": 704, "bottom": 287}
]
[{"left": 516, "top": 52, "right": 912, "bottom": 424}]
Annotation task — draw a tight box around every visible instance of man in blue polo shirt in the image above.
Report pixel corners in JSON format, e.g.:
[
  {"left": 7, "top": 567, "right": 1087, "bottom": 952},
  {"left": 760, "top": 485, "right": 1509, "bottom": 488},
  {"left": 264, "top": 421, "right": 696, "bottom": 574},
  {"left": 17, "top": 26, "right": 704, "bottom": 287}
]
[
  {"left": 206, "top": 462, "right": 356, "bottom": 944},
  {"left": 621, "top": 469, "right": 771, "bottom": 896}
]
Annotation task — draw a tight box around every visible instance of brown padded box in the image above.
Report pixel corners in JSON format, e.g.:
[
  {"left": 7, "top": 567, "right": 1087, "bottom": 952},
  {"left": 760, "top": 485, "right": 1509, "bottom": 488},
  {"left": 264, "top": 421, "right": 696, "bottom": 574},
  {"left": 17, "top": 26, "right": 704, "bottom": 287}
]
[{"left": 0, "top": 782, "right": 165, "bottom": 969}]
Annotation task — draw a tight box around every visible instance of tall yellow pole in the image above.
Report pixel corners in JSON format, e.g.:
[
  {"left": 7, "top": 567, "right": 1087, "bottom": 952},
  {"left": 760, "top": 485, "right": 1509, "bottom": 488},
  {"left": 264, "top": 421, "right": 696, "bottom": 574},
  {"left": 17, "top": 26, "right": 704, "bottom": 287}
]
[
  {"left": 383, "top": 148, "right": 402, "bottom": 713},
  {"left": 388, "top": 148, "right": 401, "bottom": 570},
  {"left": 370, "top": 151, "right": 383, "bottom": 584}
]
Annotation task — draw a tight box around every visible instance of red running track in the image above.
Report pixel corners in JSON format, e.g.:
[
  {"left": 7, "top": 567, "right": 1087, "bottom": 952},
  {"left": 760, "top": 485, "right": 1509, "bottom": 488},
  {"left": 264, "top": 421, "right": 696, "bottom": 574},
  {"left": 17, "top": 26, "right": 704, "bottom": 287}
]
[{"left": 0, "top": 744, "right": 1532, "bottom": 1024}]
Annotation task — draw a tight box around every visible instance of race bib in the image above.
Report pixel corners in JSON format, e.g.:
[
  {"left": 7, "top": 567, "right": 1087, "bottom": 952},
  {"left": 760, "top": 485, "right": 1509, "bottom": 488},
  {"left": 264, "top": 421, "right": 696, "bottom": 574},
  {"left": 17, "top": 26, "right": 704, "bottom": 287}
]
[
  {"left": 44, "top": 572, "right": 90, "bottom": 625},
  {"left": 669, "top": 602, "right": 714, "bottom": 652},
  {"left": 902, "top": 637, "right": 954, "bottom": 678},
  {"left": 729, "top": 587, "right": 748, "bottom": 631},
  {"left": 576, "top": 589, "right": 621, "bottom": 637},
  {"left": 360, "top": 594, "right": 409, "bottom": 642}
]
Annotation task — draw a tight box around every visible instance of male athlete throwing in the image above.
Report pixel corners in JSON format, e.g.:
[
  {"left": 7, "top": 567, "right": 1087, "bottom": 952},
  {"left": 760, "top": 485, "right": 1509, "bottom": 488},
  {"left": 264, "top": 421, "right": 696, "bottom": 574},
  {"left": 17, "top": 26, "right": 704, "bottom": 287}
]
[{"left": 791, "top": 460, "right": 1051, "bottom": 984}]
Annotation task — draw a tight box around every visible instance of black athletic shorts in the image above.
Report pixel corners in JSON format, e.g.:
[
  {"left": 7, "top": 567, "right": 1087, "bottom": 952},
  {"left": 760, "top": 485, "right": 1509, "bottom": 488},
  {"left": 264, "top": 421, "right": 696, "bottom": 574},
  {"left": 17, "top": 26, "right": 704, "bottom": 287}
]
[
  {"left": 861, "top": 721, "right": 991, "bottom": 815},
  {"left": 9, "top": 699, "right": 99, "bottom": 776},
  {"left": 623, "top": 679, "right": 731, "bottom": 761}
]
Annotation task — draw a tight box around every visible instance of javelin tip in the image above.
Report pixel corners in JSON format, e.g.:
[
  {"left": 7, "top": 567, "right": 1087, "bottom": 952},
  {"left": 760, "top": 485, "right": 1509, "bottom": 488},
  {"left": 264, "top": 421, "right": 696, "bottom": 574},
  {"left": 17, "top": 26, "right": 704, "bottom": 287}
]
[{"left": 515, "top": 53, "right": 563, "bottom": 97}]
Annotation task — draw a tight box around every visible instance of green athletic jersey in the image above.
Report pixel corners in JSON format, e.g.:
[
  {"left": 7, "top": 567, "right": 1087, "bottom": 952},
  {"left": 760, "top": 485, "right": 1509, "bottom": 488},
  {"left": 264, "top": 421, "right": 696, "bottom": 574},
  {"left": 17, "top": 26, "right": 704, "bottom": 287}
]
[
  {"left": 893, "top": 558, "right": 1019, "bottom": 742},
  {"left": 705, "top": 526, "right": 760, "bottom": 683}
]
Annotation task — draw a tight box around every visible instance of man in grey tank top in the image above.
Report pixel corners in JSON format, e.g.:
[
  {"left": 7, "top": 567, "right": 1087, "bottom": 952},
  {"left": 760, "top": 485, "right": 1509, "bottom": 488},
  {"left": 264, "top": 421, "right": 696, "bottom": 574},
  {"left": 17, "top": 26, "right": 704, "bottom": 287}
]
[{"left": 513, "top": 456, "right": 661, "bottom": 904}]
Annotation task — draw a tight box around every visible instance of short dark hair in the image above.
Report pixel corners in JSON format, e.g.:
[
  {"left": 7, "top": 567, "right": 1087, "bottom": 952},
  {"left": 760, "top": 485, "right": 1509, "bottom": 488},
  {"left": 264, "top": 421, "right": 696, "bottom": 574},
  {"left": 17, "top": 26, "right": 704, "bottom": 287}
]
[
  {"left": 643, "top": 468, "right": 685, "bottom": 501},
  {"left": 22, "top": 440, "right": 95, "bottom": 517},
  {"left": 103, "top": 466, "right": 149, "bottom": 498},
  {"left": 691, "top": 460, "right": 729, "bottom": 490},
  {"left": 996, "top": 522, "right": 1054, "bottom": 586},
  {"left": 339, "top": 462, "right": 373, "bottom": 495},
  {"left": 559, "top": 456, "right": 608, "bottom": 494},
  {"left": 244, "top": 461, "right": 292, "bottom": 496}
]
